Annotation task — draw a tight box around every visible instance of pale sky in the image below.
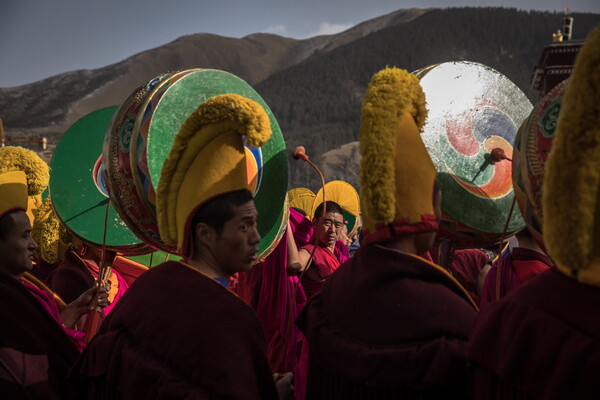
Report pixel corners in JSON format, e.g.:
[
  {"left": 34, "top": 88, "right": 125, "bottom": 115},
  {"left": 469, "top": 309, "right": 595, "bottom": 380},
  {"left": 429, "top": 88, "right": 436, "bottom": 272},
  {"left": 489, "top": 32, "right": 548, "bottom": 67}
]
[{"left": 1, "top": 0, "right": 598, "bottom": 87}]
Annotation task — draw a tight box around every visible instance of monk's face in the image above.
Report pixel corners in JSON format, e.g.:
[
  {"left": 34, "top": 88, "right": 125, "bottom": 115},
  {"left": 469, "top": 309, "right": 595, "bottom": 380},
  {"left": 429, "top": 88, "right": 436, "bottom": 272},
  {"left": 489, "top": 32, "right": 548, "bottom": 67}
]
[
  {"left": 0, "top": 211, "right": 37, "bottom": 278},
  {"left": 314, "top": 211, "right": 344, "bottom": 248},
  {"left": 211, "top": 200, "right": 261, "bottom": 275}
]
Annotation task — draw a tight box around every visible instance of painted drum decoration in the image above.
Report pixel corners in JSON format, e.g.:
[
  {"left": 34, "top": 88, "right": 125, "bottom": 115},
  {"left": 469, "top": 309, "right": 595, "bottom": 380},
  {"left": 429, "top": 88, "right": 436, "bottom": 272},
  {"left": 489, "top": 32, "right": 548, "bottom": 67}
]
[
  {"left": 50, "top": 106, "right": 150, "bottom": 255},
  {"left": 311, "top": 180, "right": 361, "bottom": 238},
  {"left": 105, "top": 69, "right": 289, "bottom": 259},
  {"left": 512, "top": 78, "right": 568, "bottom": 248},
  {"left": 414, "top": 61, "right": 531, "bottom": 247},
  {"left": 104, "top": 71, "right": 185, "bottom": 253}
]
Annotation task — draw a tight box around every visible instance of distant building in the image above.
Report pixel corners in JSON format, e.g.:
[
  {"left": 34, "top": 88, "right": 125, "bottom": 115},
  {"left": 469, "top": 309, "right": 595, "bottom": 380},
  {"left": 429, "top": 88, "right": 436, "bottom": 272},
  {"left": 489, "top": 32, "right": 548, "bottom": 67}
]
[{"left": 530, "top": 15, "right": 583, "bottom": 98}]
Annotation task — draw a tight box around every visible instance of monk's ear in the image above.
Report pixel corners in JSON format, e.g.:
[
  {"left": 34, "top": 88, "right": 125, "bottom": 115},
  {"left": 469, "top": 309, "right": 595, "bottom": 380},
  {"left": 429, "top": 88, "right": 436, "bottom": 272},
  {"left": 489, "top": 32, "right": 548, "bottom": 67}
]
[{"left": 195, "top": 222, "right": 214, "bottom": 246}]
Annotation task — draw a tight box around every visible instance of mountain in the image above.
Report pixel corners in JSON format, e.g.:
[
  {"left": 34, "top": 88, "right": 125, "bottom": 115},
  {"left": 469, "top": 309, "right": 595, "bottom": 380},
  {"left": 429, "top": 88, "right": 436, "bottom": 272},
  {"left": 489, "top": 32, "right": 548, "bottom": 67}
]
[{"left": 1, "top": 7, "right": 598, "bottom": 189}]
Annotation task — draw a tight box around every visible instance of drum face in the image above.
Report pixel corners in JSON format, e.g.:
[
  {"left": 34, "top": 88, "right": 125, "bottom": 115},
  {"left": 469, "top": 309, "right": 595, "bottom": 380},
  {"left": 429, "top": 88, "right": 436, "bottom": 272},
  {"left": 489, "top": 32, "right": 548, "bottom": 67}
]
[
  {"left": 106, "top": 69, "right": 289, "bottom": 259},
  {"left": 415, "top": 61, "right": 531, "bottom": 246},
  {"left": 50, "top": 106, "right": 149, "bottom": 254},
  {"left": 512, "top": 79, "right": 567, "bottom": 249}
]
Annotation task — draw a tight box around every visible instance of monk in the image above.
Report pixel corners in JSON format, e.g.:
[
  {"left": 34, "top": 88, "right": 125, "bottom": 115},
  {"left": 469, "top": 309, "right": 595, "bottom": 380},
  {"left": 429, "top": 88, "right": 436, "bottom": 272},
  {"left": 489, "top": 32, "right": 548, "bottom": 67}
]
[
  {"left": 298, "top": 68, "right": 478, "bottom": 399},
  {"left": 47, "top": 245, "right": 140, "bottom": 316},
  {"left": 70, "top": 93, "right": 293, "bottom": 399},
  {"left": 479, "top": 228, "right": 553, "bottom": 307},
  {"left": 0, "top": 171, "right": 105, "bottom": 399},
  {"left": 468, "top": 27, "right": 600, "bottom": 399},
  {"left": 288, "top": 201, "right": 347, "bottom": 298}
]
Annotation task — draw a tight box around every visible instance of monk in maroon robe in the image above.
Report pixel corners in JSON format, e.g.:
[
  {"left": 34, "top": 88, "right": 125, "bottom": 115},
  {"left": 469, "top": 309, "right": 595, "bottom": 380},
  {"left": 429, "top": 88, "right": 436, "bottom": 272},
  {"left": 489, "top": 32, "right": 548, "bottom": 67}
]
[
  {"left": 298, "top": 68, "right": 478, "bottom": 398},
  {"left": 69, "top": 190, "right": 281, "bottom": 399},
  {"left": 0, "top": 171, "right": 106, "bottom": 399},
  {"left": 468, "top": 27, "right": 600, "bottom": 399}
]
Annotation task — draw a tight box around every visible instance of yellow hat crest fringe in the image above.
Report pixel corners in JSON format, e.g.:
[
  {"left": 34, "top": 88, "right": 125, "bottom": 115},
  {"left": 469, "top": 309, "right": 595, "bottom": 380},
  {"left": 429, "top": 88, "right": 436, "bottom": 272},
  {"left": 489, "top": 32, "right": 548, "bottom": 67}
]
[
  {"left": 542, "top": 26, "right": 600, "bottom": 286},
  {"left": 0, "top": 146, "right": 49, "bottom": 196},
  {"left": 360, "top": 68, "right": 428, "bottom": 224},
  {"left": 157, "top": 93, "right": 271, "bottom": 253},
  {"left": 31, "top": 196, "right": 72, "bottom": 264},
  {"left": 359, "top": 67, "right": 436, "bottom": 244}
]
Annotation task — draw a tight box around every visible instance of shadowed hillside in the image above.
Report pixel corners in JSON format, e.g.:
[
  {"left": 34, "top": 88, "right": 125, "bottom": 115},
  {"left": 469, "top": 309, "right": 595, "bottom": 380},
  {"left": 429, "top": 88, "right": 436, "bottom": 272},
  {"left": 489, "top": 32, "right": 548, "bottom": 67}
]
[
  {"left": 1, "top": 7, "right": 598, "bottom": 188},
  {"left": 255, "top": 7, "right": 600, "bottom": 189}
]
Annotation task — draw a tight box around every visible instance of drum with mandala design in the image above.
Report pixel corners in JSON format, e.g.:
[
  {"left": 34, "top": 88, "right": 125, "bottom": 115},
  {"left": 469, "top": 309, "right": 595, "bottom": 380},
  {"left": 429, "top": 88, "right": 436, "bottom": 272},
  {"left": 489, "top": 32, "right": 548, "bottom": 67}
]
[
  {"left": 512, "top": 78, "right": 568, "bottom": 248},
  {"left": 414, "top": 61, "right": 531, "bottom": 247},
  {"left": 105, "top": 69, "right": 289, "bottom": 259}
]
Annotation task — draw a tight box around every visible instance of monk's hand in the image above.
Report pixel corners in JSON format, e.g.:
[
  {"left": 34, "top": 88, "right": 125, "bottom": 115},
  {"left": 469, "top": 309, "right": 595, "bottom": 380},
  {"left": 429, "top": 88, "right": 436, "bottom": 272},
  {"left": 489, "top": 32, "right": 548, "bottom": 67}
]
[
  {"left": 96, "top": 284, "right": 110, "bottom": 309},
  {"left": 60, "top": 286, "right": 99, "bottom": 329},
  {"left": 274, "top": 372, "right": 294, "bottom": 400}
]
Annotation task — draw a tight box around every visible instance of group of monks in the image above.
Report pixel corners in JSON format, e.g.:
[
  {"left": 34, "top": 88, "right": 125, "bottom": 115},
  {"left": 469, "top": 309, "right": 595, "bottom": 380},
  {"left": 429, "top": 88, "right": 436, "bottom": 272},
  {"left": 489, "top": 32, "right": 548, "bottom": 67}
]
[{"left": 1, "top": 26, "right": 599, "bottom": 400}]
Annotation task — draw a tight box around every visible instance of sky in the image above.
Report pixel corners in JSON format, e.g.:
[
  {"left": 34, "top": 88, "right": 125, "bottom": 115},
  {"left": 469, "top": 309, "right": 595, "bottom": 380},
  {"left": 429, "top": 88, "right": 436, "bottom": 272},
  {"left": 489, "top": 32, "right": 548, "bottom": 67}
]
[{"left": 1, "top": 0, "right": 598, "bottom": 87}]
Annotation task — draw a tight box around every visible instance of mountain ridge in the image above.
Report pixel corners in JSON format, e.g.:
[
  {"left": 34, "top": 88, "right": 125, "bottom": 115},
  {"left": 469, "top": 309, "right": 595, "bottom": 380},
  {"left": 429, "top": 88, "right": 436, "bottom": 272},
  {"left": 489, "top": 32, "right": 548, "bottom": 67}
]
[{"left": 1, "top": 7, "right": 598, "bottom": 190}]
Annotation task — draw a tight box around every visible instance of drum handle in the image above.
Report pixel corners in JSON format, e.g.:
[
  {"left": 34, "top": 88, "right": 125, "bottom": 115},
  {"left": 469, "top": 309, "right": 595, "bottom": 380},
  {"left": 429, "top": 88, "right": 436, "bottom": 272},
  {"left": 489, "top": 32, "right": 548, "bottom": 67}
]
[{"left": 495, "top": 196, "right": 517, "bottom": 300}]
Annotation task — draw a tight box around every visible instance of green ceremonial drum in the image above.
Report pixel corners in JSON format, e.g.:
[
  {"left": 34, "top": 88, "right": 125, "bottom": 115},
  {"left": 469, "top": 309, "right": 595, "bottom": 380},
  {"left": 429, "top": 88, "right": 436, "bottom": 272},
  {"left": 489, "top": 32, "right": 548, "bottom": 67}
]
[
  {"left": 512, "top": 78, "right": 568, "bottom": 249},
  {"left": 105, "top": 69, "right": 289, "bottom": 259},
  {"left": 50, "top": 107, "right": 150, "bottom": 255},
  {"left": 414, "top": 61, "right": 531, "bottom": 247}
]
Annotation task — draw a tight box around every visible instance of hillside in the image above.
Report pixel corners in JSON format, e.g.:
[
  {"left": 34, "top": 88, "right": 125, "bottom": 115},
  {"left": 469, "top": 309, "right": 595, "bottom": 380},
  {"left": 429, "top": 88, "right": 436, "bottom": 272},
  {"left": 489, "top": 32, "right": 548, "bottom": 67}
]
[
  {"left": 1, "top": 7, "right": 598, "bottom": 189},
  {"left": 255, "top": 7, "right": 600, "bottom": 189}
]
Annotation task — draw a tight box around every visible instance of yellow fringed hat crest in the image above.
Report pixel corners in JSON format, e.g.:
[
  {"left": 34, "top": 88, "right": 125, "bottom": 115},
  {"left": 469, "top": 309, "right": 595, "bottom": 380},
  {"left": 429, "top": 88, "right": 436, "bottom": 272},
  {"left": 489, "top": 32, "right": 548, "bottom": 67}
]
[
  {"left": 157, "top": 93, "right": 272, "bottom": 256},
  {"left": 359, "top": 67, "right": 438, "bottom": 245},
  {"left": 0, "top": 146, "right": 49, "bottom": 224},
  {"left": 542, "top": 26, "right": 600, "bottom": 286},
  {"left": 31, "top": 196, "right": 74, "bottom": 264}
]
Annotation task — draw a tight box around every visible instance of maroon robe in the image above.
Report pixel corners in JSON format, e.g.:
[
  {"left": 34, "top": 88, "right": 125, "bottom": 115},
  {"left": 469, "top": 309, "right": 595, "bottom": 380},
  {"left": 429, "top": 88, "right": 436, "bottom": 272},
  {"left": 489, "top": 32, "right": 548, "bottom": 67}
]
[
  {"left": 297, "top": 244, "right": 478, "bottom": 399},
  {"left": 69, "top": 261, "right": 278, "bottom": 399},
  {"left": 468, "top": 267, "right": 600, "bottom": 399},
  {"left": 47, "top": 249, "right": 95, "bottom": 304},
  {"left": 0, "top": 270, "right": 78, "bottom": 400}
]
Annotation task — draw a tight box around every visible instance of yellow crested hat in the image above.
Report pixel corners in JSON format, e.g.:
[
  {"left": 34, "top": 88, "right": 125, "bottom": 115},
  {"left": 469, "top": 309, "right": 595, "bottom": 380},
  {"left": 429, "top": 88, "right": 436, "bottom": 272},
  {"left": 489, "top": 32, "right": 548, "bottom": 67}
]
[
  {"left": 157, "top": 93, "right": 272, "bottom": 256},
  {"left": 359, "top": 67, "right": 438, "bottom": 245},
  {"left": 0, "top": 146, "right": 49, "bottom": 224},
  {"left": 543, "top": 26, "right": 600, "bottom": 286},
  {"left": 288, "top": 187, "right": 316, "bottom": 217},
  {"left": 0, "top": 171, "right": 28, "bottom": 218},
  {"left": 31, "top": 196, "right": 75, "bottom": 264}
]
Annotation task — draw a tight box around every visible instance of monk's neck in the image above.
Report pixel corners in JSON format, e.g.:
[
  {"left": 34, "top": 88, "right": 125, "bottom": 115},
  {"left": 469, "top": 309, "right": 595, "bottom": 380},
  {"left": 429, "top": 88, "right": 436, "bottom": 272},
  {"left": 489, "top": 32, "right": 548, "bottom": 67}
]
[
  {"left": 383, "top": 237, "right": 418, "bottom": 255},
  {"left": 318, "top": 241, "right": 336, "bottom": 253},
  {"left": 187, "top": 253, "right": 230, "bottom": 282}
]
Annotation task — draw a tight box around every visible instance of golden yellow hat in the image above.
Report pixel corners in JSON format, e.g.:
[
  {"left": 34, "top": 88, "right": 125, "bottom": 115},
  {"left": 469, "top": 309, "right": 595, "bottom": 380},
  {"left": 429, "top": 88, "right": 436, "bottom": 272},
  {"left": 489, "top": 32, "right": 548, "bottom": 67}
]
[
  {"left": 288, "top": 187, "right": 316, "bottom": 217},
  {"left": 0, "top": 146, "right": 49, "bottom": 224},
  {"left": 0, "top": 171, "right": 28, "bottom": 218},
  {"left": 31, "top": 196, "right": 74, "bottom": 264},
  {"left": 157, "top": 93, "right": 272, "bottom": 256},
  {"left": 359, "top": 67, "right": 438, "bottom": 245},
  {"left": 543, "top": 26, "right": 600, "bottom": 286}
]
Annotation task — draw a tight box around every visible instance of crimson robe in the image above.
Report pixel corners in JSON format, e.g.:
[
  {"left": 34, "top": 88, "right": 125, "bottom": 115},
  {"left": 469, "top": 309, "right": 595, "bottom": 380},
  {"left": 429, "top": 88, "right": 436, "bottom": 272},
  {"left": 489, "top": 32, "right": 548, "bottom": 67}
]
[
  {"left": 298, "top": 244, "right": 478, "bottom": 399},
  {"left": 468, "top": 268, "right": 600, "bottom": 399},
  {"left": 69, "top": 261, "right": 278, "bottom": 399},
  {"left": 426, "top": 247, "right": 489, "bottom": 302},
  {"left": 237, "top": 208, "right": 311, "bottom": 399},
  {"left": 0, "top": 270, "right": 78, "bottom": 399},
  {"left": 479, "top": 247, "right": 553, "bottom": 308},
  {"left": 300, "top": 244, "right": 341, "bottom": 299}
]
